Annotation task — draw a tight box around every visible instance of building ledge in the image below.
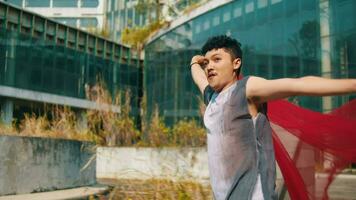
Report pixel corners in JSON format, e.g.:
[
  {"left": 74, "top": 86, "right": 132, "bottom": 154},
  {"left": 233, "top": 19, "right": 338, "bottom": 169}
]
[{"left": 0, "top": 85, "right": 120, "bottom": 112}]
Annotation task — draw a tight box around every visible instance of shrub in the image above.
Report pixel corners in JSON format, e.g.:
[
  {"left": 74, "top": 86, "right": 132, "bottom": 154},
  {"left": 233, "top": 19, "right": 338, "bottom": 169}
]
[
  {"left": 145, "top": 105, "right": 170, "bottom": 147},
  {"left": 171, "top": 119, "right": 206, "bottom": 147}
]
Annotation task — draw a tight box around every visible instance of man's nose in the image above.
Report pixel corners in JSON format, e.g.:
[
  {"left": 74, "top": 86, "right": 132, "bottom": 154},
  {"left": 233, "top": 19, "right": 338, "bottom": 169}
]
[{"left": 206, "top": 61, "right": 214, "bottom": 70}]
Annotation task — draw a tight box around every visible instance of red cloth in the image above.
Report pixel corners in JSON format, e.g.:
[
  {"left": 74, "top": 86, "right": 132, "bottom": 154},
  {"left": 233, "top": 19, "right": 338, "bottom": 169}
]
[{"left": 268, "top": 100, "right": 356, "bottom": 200}]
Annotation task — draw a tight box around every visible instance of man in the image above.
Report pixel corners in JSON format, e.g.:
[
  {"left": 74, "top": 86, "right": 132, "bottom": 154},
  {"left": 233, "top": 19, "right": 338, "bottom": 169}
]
[{"left": 190, "top": 35, "right": 356, "bottom": 200}]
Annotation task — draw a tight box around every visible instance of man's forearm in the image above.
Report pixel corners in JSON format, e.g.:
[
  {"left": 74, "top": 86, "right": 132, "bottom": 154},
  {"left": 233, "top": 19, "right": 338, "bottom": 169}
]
[
  {"left": 297, "top": 76, "right": 356, "bottom": 96},
  {"left": 190, "top": 55, "right": 209, "bottom": 94},
  {"left": 191, "top": 63, "right": 208, "bottom": 94}
]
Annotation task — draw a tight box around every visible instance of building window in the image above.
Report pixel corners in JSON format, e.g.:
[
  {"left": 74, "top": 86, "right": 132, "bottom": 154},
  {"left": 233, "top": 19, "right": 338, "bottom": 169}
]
[
  {"left": 54, "top": 18, "right": 78, "bottom": 27},
  {"left": 271, "top": 0, "right": 282, "bottom": 5},
  {"left": 257, "top": 0, "right": 268, "bottom": 9},
  {"left": 108, "top": 0, "right": 112, "bottom": 11},
  {"left": 213, "top": 15, "right": 219, "bottom": 26},
  {"left": 81, "top": 0, "right": 98, "bottom": 8},
  {"left": 80, "top": 18, "right": 98, "bottom": 28},
  {"left": 26, "top": 0, "right": 50, "bottom": 7},
  {"left": 203, "top": 19, "right": 210, "bottom": 30},
  {"left": 195, "top": 24, "right": 200, "bottom": 34},
  {"left": 6, "top": 0, "right": 23, "bottom": 7},
  {"left": 233, "top": 7, "right": 242, "bottom": 18},
  {"left": 53, "top": 0, "right": 78, "bottom": 7},
  {"left": 223, "top": 12, "right": 231, "bottom": 22},
  {"left": 245, "top": 1, "right": 254, "bottom": 13}
]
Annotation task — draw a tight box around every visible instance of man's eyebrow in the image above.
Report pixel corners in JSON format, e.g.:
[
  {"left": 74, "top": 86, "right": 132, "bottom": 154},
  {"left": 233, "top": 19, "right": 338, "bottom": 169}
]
[{"left": 208, "top": 53, "right": 220, "bottom": 58}]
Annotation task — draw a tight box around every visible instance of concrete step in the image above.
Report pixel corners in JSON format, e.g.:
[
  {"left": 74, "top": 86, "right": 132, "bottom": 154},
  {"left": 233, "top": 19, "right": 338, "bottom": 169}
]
[{"left": 0, "top": 186, "right": 110, "bottom": 200}]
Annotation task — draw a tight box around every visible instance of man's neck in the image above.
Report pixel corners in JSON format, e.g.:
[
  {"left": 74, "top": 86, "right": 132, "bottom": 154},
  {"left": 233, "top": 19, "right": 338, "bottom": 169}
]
[{"left": 218, "top": 79, "right": 238, "bottom": 93}]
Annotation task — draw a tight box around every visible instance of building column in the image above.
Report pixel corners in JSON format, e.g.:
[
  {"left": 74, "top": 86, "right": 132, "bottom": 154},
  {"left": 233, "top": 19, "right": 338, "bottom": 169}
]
[
  {"left": 4, "top": 37, "right": 16, "bottom": 86},
  {"left": 319, "top": 0, "right": 332, "bottom": 112},
  {"left": 1, "top": 99, "right": 14, "bottom": 125}
]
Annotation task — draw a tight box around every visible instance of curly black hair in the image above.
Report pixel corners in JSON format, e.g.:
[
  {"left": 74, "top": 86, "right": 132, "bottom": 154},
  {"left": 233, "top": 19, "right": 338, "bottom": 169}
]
[{"left": 201, "top": 35, "right": 243, "bottom": 75}]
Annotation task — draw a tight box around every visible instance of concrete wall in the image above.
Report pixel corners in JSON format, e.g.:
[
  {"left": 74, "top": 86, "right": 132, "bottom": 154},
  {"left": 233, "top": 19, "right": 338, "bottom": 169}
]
[
  {"left": 0, "top": 135, "right": 96, "bottom": 196},
  {"left": 96, "top": 147, "right": 284, "bottom": 186},
  {"left": 96, "top": 147, "right": 211, "bottom": 184}
]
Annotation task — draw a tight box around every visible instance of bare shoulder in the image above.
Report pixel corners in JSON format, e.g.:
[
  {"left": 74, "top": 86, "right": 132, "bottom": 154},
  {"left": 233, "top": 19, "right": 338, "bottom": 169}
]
[
  {"left": 246, "top": 76, "right": 266, "bottom": 84},
  {"left": 245, "top": 76, "right": 263, "bottom": 116},
  {"left": 245, "top": 76, "right": 266, "bottom": 97}
]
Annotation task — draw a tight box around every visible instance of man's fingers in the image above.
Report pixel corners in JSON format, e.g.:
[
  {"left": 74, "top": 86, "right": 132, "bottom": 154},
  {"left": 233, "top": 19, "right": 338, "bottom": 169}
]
[
  {"left": 198, "top": 58, "right": 208, "bottom": 66},
  {"left": 191, "top": 55, "right": 208, "bottom": 68}
]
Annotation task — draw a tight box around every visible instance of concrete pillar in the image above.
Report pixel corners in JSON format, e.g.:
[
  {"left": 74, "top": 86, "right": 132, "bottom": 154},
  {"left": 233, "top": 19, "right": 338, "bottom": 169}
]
[
  {"left": 76, "top": 111, "right": 88, "bottom": 131},
  {"left": 319, "top": 0, "right": 332, "bottom": 112},
  {"left": 1, "top": 99, "right": 14, "bottom": 125}
]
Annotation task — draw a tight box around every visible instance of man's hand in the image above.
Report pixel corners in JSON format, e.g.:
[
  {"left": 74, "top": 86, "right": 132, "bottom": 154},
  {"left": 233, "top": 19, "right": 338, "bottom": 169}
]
[
  {"left": 191, "top": 55, "right": 208, "bottom": 68},
  {"left": 190, "top": 55, "right": 209, "bottom": 94}
]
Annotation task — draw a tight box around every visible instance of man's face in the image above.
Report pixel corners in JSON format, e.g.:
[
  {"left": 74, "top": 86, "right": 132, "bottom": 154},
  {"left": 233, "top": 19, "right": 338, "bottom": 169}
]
[{"left": 203, "top": 48, "right": 241, "bottom": 92}]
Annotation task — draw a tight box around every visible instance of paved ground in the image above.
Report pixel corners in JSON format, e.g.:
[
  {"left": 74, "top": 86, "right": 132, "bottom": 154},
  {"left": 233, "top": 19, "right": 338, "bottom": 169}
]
[
  {"left": 99, "top": 174, "right": 356, "bottom": 200},
  {"left": 324, "top": 174, "right": 356, "bottom": 200},
  {"left": 278, "top": 174, "right": 356, "bottom": 200},
  {"left": 100, "top": 178, "right": 212, "bottom": 200},
  {"left": 1, "top": 174, "right": 355, "bottom": 200},
  {"left": 0, "top": 186, "right": 109, "bottom": 200}
]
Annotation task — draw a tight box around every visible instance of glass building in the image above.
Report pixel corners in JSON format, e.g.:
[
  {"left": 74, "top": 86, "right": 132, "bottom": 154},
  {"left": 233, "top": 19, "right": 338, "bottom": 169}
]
[
  {"left": 145, "top": 0, "right": 356, "bottom": 125},
  {"left": 0, "top": 1, "right": 141, "bottom": 122},
  {"left": 106, "top": 0, "right": 160, "bottom": 42},
  {"left": 0, "top": 0, "right": 104, "bottom": 30},
  {"left": 106, "top": 0, "right": 206, "bottom": 42}
]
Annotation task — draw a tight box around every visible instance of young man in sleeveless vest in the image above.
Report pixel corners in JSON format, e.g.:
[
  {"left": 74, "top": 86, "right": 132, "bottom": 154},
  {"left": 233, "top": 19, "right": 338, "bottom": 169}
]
[{"left": 190, "top": 35, "right": 356, "bottom": 200}]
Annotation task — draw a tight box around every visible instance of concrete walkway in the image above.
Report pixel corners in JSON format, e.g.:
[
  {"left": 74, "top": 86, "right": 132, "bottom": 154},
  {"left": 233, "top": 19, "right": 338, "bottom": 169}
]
[{"left": 0, "top": 186, "right": 110, "bottom": 200}]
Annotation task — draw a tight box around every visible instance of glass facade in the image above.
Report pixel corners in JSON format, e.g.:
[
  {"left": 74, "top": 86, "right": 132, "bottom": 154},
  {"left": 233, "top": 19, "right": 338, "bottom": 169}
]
[
  {"left": 80, "top": 18, "right": 98, "bottom": 27},
  {"left": 53, "top": 0, "right": 77, "bottom": 7},
  {"left": 25, "top": 0, "right": 50, "bottom": 7},
  {"left": 81, "top": 0, "right": 98, "bottom": 8},
  {"left": 145, "top": 0, "right": 356, "bottom": 125},
  {"left": 0, "top": 30, "right": 141, "bottom": 111},
  {"left": 106, "top": 0, "right": 149, "bottom": 42},
  {"left": 0, "top": 2, "right": 142, "bottom": 116},
  {"left": 5, "top": 0, "right": 22, "bottom": 7},
  {"left": 53, "top": 17, "right": 78, "bottom": 27}
]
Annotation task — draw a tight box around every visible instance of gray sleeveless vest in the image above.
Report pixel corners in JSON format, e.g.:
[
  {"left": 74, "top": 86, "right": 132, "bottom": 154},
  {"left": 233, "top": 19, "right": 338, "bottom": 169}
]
[{"left": 203, "top": 76, "right": 277, "bottom": 200}]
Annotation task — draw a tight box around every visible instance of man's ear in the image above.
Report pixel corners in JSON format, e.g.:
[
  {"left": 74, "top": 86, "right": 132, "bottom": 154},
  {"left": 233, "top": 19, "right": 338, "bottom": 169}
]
[{"left": 233, "top": 58, "right": 241, "bottom": 71}]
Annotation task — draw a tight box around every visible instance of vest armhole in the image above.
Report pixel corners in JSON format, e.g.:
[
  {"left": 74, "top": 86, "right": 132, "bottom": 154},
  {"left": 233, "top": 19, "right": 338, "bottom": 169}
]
[{"left": 203, "top": 85, "right": 214, "bottom": 105}]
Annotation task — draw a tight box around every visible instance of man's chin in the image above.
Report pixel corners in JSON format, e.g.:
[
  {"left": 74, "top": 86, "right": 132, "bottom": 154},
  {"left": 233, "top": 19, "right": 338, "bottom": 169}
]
[{"left": 209, "top": 84, "right": 221, "bottom": 92}]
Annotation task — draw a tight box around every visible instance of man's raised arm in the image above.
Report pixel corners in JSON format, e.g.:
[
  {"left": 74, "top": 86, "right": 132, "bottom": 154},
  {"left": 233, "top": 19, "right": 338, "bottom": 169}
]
[
  {"left": 190, "top": 55, "right": 209, "bottom": 95},
  {"left": 246, "top": 76, "right": 356, "bottom": 104}
]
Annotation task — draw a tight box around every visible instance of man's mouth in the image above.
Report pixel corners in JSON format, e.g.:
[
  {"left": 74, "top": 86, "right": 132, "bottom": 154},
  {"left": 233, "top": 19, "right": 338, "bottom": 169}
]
[{"left": 208, "top": 72, "right": 217, "bottom": 79}]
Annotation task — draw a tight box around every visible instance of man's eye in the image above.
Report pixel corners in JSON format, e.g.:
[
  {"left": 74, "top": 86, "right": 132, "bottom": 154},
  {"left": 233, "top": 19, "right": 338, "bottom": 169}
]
[
  {"left": 200, "top": 60, "right": 209, "bottom": 69},
  {"left": 214, "top": 58, "right": 221, "bottom": 62}
]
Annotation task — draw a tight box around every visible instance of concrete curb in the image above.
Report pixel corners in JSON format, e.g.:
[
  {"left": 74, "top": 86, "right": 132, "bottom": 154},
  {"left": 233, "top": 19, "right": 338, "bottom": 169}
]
[{"left": 0, "top": 186, "right": 110, "bottom": 200}]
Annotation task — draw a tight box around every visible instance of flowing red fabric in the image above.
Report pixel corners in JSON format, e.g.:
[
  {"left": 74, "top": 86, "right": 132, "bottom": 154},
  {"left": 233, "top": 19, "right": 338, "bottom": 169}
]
[{"left": 268, "top": 99, "right": 356, "bottom": 200}]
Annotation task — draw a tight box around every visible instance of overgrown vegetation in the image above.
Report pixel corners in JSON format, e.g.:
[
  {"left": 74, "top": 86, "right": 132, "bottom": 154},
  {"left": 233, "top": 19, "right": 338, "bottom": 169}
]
[
  {"left": 0, "top": 81, "right": 206, "bottom": 147},
  {"left": 121, "top": 20, "right": 167, "bottom": 50},
  {"left": 182, "top": 1, "right": 206, "bottom": 14},
  {"left": 86, "top": 20, "right": 111, "bottom": 39},
  {"left": 84, "top": 81, "right": 141, "bottom": 146},
  {"left": 171, "top": 119, "right": 206, "bottom": 147}
]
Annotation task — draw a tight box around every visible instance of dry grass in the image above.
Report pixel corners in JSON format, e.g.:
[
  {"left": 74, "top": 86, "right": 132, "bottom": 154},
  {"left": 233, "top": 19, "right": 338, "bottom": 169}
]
[
  {"left": 171, "top": 119, "right": 206, "bottom": 147},
  {"left": 85, "top": 81, "right": 141, "bottom": 146},
  {"left": 144, "top": 105, "right": 170, "bottom": 147},
  {"left": 107, "top": 179, "right": 212, "bottom": 200},
  {"left": 15, "top": 107, "right": 98, "bottom": 142},
  {"left": 0, "top": 119, "right": 16, "bottom": 135},
  {"left": 19, "top": 113, "right": 50, "bottom": 137}
]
